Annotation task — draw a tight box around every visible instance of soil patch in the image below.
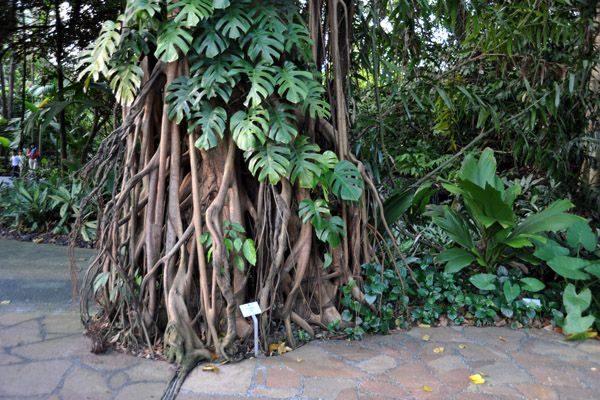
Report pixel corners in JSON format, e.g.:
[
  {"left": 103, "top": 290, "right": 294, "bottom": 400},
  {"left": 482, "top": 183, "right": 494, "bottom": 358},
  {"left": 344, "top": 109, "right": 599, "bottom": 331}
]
[{"left": 0, "top": 229, "right": 93, "bottom": 248}]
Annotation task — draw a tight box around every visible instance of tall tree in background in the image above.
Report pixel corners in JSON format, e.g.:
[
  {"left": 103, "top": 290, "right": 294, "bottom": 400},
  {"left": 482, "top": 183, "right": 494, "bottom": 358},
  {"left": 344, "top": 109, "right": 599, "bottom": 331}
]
[{"left": 74, "top": 0, "right": 391, "bottom": 395}]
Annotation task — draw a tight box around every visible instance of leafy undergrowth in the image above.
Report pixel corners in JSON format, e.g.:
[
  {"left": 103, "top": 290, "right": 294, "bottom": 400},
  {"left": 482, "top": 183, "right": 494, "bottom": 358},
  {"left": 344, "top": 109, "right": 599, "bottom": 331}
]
[{"left": 0, "top": 228, "right": 93, "bottom": 248}]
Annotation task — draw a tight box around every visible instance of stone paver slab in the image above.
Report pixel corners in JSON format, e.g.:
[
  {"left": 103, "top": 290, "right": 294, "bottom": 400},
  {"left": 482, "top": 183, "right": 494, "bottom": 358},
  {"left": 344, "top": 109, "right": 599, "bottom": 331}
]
[
  {"left": 60, "top": 365, "right": 113, "bottom": 400},
  {"left": 360, "top": 378, "right": 406, "bottom": 398},
  {"left": 303, "top": 376, "right": 357, "bottom": 399},
  {"left": 180, "top": 359, "right": 256, "bottom": 394},
  {"left": 357, "top": 354, "right": 397, "bottom": 374},
  {"left": 280, "top": 344, "right": 367, "bottom": 378},
  {"left": 0, "top": 319, "right": 42, "bottom": 347},
  {"left": 11, "top": 334, "right": 90, "bottom": 359},
  {"left": 523, "top": 338, "right": 587, "bottom": 360},
  {"left": 114, "top": 382, "right": 164, "bottom": 399},
  {"left": 80, "top": 351, "right": 143, "bottom": 371},
  {"left": 462, "top": 326, "right": 525, "bottom": 350},
  {"left": 319, "top": 341, "right": 380, "bottom": 362},
  {"left": 125, "top": 360, "right": 173, "bottom": 382},
  {"left": 0, "top": 359, "right": 72, "bottom": 396},
  {"left": 251, "top": 387, "right": 300, "bottom": 398},
  {"left": 265, "top": 365, "right": 301, "bottom": 387},
  {"left": 515, "top": 383, "right": 559, "bottom": 400},
  {"left": 0, "top": 313, "right": 40, "bottom": 326},
  {"left": 42, "top": 314, "right": 83, "bottom": 334},
  {"left": 471, "top": 359, "right": 531, "bottom": 385},
  {"left": 456, "top": 343, "right": 509, "bottom": 360}
]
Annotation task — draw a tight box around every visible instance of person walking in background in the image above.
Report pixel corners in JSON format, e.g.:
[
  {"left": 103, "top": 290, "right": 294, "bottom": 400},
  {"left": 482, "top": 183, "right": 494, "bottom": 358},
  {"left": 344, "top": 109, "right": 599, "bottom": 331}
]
[
  {"left": 26, "top": 143, "right": 39, "bottom": 171},
  {"left": 18, "top": 150, "right": 25, "bottom": 175},
  {"left": 10, "top": 150, "right": 20, "bottom": 178}
]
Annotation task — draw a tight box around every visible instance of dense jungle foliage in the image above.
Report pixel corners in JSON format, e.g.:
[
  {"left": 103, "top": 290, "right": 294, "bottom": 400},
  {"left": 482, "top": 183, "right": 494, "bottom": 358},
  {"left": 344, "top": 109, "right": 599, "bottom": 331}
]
[{"left": 1, "top": 0, "right": 600, "bottom": 396}]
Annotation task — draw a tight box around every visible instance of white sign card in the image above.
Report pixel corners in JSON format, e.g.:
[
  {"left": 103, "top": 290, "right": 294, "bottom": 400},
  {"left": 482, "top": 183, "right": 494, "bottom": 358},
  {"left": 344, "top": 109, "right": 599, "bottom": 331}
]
[{"left": 239, "top": 301, "right": 262, "bottom": 318}]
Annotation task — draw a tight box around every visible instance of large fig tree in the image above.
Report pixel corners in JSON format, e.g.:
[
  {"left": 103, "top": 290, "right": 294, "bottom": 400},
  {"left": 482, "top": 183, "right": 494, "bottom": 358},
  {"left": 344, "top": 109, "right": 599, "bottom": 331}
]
[{"left": 72, "top": 0, "right": 391, "bottom": 395}]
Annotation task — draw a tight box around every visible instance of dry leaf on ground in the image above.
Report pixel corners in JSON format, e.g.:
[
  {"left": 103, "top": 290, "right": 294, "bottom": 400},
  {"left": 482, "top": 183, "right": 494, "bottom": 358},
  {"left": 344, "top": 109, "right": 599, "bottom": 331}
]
[
  {"left": 422, "top": 334, "right": 430, "bottom": 341},
  {"left": 422, "top": 386, "right": 434, "bottom": 392},
  {"left": 433, "top": 347, "right": 444, "bottom": 353},
  {"left": 469, "top": 374, "right": 485, "bottom": 384},
  {"left": 202, "top": 364, "right": 219, "bottom": 374}
]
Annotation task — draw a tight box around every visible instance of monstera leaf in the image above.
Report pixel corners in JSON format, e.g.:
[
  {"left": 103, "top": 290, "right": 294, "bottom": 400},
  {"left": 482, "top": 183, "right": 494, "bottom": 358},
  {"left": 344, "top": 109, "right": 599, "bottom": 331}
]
[
  {"left": 230, "top": 108, "right": 268, "bottom": 150},
  {"left": 216, "top": 7, "right": 251, "bottom": 39},
  {"left": 246, "top": 142, "right": 290, "bottom": 184},
  {"left": 289, "top": 136, "right": 323, "bottom": 189},
  {"left": 155, "top": 20, "right": 193, "bottom": 62},
  {"left": 275, "top": 62, "right": 311, "bottom": 103},
  {"left": 327, "top": 160, "right": 364, "bottom": 202},
  {"left": 169, "top": 0, "right": 213, "bottom": 27},
  {"left": 190, "top": 102, "right": 227, "bottom": 150},
  {"left": 166, "top": 76, "right": 201, "bottom": 123}
]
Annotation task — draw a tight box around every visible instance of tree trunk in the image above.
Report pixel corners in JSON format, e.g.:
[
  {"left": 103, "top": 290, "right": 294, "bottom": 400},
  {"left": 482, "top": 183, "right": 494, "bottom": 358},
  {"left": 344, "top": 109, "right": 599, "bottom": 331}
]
[
  {"left": 0, "top": 55, "right": 7, "bottom": 118},
  {"left": 55, "top": 0, "right": 67, "bottom": 171},
  {"left": 70, "top": 2, "right": 392, "bottom": 398},
  {"left": 7, "top": 52, "right": 16, "bottom": 120}
]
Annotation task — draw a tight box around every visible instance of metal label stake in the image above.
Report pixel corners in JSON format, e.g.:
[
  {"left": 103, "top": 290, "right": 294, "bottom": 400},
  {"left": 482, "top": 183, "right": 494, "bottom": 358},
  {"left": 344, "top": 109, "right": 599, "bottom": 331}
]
[{"left": 239, "top": 301, "right": 262, "bottom": 357}]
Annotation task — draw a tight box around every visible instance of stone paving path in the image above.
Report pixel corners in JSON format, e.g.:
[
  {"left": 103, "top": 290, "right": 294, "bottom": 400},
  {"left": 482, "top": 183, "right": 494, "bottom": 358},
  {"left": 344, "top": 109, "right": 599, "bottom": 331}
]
[
  {"left": 1, "top": 239, "right": 599, "bottom": 399},
  {"left": 1, "top": 312, "right": 599, "bottom": 400}
]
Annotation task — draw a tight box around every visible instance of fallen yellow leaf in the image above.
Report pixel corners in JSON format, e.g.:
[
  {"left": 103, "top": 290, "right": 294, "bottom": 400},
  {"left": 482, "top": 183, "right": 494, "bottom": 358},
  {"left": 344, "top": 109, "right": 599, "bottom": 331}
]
[
  {"left": 269, "top": 343, "right": 279, "bottom": 354},
  {"left": 32, "top": 238, "right": 44, "bottom": 244},
  {"left": 423, "top": 385, "right": 434, "bottom": 392},
  {"left": 458, "top": 344, "right": 468, "bottom": 349},
  {"left": 499, "top": 336, "right": 508, "bottom": 342},
  {"left": 469, "top": 374, "right": 485, "bottom": 384},
  {"left": 296, "top": 358, "right": 303, "bottom": 362},
  {"left": 419, "top": 324, "right": 431, "bottom": 328},
  {"left": 422, "top": 334, "right": 430, "bottom": 341},
  {"left": 0, "top": 300, "right": 10, "bottom": 305},
  {"left": 202, "top": 364, "right": 219, "bottom": 374},
  {"left": 433, "top": 347, "right": 444, "bottom": 353},
  {"left": 591, "top": 367, "right": 597, "bottom": 372}
]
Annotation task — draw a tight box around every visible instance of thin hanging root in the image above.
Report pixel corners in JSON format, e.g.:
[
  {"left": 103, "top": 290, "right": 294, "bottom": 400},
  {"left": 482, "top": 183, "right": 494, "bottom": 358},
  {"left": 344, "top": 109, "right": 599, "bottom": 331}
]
[{"left": 204, "top": 134, "right": 239, "bottom": 357}]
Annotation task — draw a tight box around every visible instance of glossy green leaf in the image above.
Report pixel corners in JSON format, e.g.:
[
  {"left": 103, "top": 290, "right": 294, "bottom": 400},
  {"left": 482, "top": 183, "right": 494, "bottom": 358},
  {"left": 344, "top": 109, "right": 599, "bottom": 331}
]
[
  {"left": 520, "top": 277, "right": 545, "bottom": 292},
  {"left": 230, "top": 108, "right": 268, "bottom": 150},
  {"left": 437, "top": 247, "right": 476, "bottom": 274},
  {"left": 547, "top": 256, "right": 590, "bottom": 280},
  {"left": 275, "top": 61, "right": 311, "bottom": 103},
  {"left": 566, "top": 221, "right": 597, "bottom": 252},
  {"left": 503, "top": 280, "right": 520, "bottom": 303},
  {"left": 327, "top": 160, "right": 364, "bottom": 202},
  {"left": 510, "top": 199, "right": 584, "bottom": 237},
  {"left": 469, "top": 273, "right": 497, "bottom": 291},
  {"left": 243, "top": 239, "right": 256, "bottom": 266},
  {"left": 289, "top": 136, "right": 322, "bottom": 189},
  {"left": 563, "top": 283, "right": 591, "bottom": 314},
  {"left": 216, "top": 6, "right": 251, "bottom": 39},
  {"left": 155, "top": 21, "right": 193, "bottom": 62},
  {"left": 246, "top": 142, "right": 290, "bottom": 184},
  {"left": 193, "top": 23, "right": 230, "bottom": 58}
]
